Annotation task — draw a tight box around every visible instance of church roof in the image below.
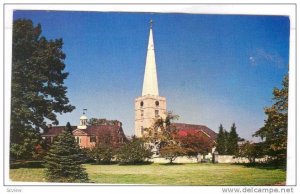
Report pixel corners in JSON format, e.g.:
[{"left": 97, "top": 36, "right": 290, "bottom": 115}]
[
  {"left": 172, "top": 123, "right": 217, "bottom": 140},
  {"left": 42, "top": 124, "right": 127, "bottom": 140},
  {"left": 42, "top": 126, "right": 77, "bottom": 136}
]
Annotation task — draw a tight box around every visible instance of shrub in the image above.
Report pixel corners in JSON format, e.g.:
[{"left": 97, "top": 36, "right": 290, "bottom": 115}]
[{"left": 116, "top": 137, "right": 152, "bottom": 164}]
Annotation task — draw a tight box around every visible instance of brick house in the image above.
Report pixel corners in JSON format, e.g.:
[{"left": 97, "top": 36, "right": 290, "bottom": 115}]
[{"left": 42, "top": 114, "right": 127, "bottom": 148}]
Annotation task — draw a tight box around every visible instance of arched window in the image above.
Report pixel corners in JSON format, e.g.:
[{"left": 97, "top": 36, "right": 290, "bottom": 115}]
[{"left": 155, "top": 101, "right": 159, "bottom": 106}]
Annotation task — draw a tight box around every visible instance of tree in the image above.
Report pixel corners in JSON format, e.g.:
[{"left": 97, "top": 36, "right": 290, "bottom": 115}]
[
  {"left": 159, "top": 143, "right": 186, "bottom": 164},
  {"left": 116, "top": 137, "right": 152, "bottom": 164},
  {"left": 44, "top": 123, "right": 89, "bottom": 183},
  {"left": 227, "top": 123, "right": 239, "bottom": 155},
  {"left": 88, "top": 132, "right": 116, "bottom": 164},
  {"left": 88, "top": 118, "right": 120, "bottom": 126},
  {"left": 143, "top": 111, "right": 179, "bottom": 154},
  {"left": 177, "top": 132, "right": 214, "bottom": 158},
  {"left": 254, "top": 75, "right": 288, "bottom": 162},
  {"left": 216, "top": 124, "right": 227, "bottom": 154},
  {"left": 10, "top": 127, "right": 43, "bottom": 160},
  {"left": 238, "top": 141, "right": 264, "bottom": 163},
  {"left": 11, "top": 19, "right": 75, "bottom": 159}
]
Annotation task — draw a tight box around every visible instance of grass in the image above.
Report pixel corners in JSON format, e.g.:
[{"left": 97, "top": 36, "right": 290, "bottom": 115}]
[{"left": 10, "top": 163, "right": 286, "bottom": 185}]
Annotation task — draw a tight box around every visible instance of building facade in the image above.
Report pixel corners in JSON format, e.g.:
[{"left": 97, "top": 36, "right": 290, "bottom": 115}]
[{"left": 42, "top": 114, "right": 127, "bottom": 148}]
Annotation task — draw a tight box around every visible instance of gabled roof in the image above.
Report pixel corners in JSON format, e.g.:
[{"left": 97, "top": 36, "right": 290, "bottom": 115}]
[
  {"left": 42, "top": 126, "right": 77, "bottom": 136},
  {"left": 172, "top": 123, "right": 217, "bottom": 140},
  {"left": 42, "top": 124, "right": 127, "bottom": 140}
]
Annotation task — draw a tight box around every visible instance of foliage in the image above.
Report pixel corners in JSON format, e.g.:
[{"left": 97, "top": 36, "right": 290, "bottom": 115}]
[
  {"left": 88, "top": 132, "right": 117, "bottom": 164},
  {"left": 10, "top": 127, "right": 45, "bottom": 160},
  {"left": 143, "top": 112, "right": 185, "bottom": 163},
  {"left": 44, "top": 124, "right": 89, "bottom": 183},
  {"left": 143, "top": 111, "right": 179, "bottom": 144},
  {"left": 159, "top": 143, "right": 186, "bottom": 164},
  {"left": 254, "top": 75, "right": 288, "bottom": 162},
  {"left": 88, "top": 118, "right": 120, "bottom": 126},
  {"left": 216, "top": 123, "right": 241, "bottom": 155},
  {"left": 11, "top": 19, "right": 74, "bottom": 159},
  {"left": 227, "top": 123, "right": 239, "bottom": 155},
  {"left": 177, "top": 132, "right": 214, "bottom": 158},
  {"left": 116, "top": 137, "right": 152, "bottom": 164},
  {"left": 216, "top": 124, "right": 227, "bottom": 154},
  {"left": 238, "top": 141, "right": 264, "bottom": 163}
]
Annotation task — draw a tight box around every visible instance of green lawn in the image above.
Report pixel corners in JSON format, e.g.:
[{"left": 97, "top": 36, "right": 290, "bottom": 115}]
[{"left": 10, "top": 163, "right": 286, "bottom": 185}]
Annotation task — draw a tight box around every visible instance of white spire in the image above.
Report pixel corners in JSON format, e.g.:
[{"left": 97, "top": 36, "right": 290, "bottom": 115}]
[{"left": 142, "top": 19, "right": 159, "bottom": 96}]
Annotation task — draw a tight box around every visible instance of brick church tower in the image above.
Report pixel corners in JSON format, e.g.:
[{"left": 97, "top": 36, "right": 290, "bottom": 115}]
[{"left": 134, "top": 20, "right": 167, "bottom": 137}]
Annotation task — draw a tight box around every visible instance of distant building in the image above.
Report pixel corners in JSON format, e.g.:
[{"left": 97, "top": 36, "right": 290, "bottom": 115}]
[{"left": 42, "top": 114, "right": 127, "bottom": 148}]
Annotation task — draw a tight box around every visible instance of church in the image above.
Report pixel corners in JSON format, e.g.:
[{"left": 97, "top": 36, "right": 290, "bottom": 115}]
[
  {"left": 134, "top": 20, "right": 217, "bottom": 143},
  {"left": 42, "top": 20, "right": 217, "bottom": 151}
]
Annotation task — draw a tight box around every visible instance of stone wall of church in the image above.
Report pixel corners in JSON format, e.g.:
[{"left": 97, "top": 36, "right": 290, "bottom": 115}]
[{"left": 134, "top": 95, "right": 167, "bottom": 137}]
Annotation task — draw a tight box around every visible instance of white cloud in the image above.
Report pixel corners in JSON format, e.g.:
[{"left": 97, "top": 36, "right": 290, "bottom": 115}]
[{"left": 249, "top": 48, "right": 285, "bottom": 68}]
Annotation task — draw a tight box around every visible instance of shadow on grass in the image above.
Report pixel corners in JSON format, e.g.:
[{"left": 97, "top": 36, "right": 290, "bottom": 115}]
[
  {"left": 232, "top": 163, "right": 286, "bottom": 171},
  {"left": 10, "top": 160, "right": 44, "bottom": 169},
  {"left": 90, "top": 161, "right": 119, "bottom": 165},
  {"left": 118, "top": 161, "right": 153, "bottom": 166},
  {"left": 160, "top": 163, "right": 184, "bottom": 166}
]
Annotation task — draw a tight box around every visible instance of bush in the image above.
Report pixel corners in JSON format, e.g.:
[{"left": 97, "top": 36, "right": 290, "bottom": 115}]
[
  {"left": 116, "top": 137, "right": 152, "bottom": 164},
  {"left": 87, "top": 144, "right": 116, "bottom": 164}
]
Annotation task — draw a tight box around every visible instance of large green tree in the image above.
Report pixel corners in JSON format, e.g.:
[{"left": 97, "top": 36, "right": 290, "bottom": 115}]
[
  {"left": 11, "top": 19, "right": 75, "bottom": 159},
  {"left": 254, "top": 74, "right": 288, "bottom": 162},
  {"left": 227, "top": 123, "right": 239, "bottom": 155},
  {"left": 216, "top": 124, "right": 227, "bottom": 154},
  {"left": 44, "top": 123, "right": 89, "bottom": 183}
]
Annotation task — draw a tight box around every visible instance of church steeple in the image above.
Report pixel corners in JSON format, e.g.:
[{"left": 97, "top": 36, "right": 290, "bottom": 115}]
[
  {"left": 142, "top": 19, "right": 159, "bottom": 96},
  {"left": 134, "top": 20, "right": 167, "bottom": 138}
]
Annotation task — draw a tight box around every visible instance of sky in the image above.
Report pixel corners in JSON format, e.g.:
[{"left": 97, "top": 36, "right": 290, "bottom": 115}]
[{"left": 13, "top": 11, "right": 290, "bottom": 141}]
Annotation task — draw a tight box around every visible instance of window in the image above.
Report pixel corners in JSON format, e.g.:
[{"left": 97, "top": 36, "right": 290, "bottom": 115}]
[
  {"left": 45, "top": 137, "right": 52, "bottom": 144},
  {"left": 141, "top": 126, "right": 144, "bottom": 135},
  {"left": 141, "top": 110, "right": 144, "bottom": 117},
  {"left": 140, "top": 101, "right": 144, "bottom": 107},
  {"left": 90, "top": 136, "right": 96, "bottom": 143},
  {"left": 155, "top": 101, "right": 159, "bottom": 106},
  {"left": 155, "top": 110, "right": 159, "bottom": 117},
  {"left": 76, "top": 137, "right": 80, "bottom": 144}
]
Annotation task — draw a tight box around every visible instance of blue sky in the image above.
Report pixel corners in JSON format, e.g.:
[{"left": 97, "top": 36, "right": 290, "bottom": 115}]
[{"left": 13, "top": 11, "right": 289, "bottom": 140}]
